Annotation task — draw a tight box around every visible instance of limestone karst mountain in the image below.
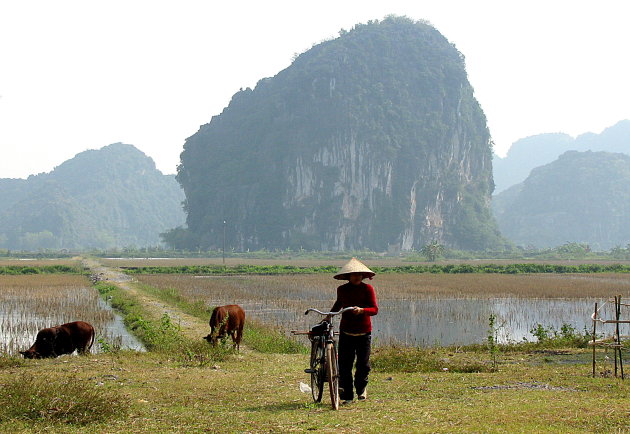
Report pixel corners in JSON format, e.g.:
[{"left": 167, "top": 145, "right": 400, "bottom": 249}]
[
  {"left": 174, "top": 16, "right": 506, "bottom": 252},
  {"left": 493, "top": 150, "right": 630, "bottom": 249},
  {"left": 0, "top": 143, "right": 185, "bottom": 250}
]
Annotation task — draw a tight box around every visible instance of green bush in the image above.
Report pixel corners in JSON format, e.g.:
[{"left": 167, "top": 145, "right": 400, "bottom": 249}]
[
  {"left": 528, "top": 323, "right": 591, "bottom": 348},
  {"left": 94, "top": 282, "right": 117, "bottom": 295}
]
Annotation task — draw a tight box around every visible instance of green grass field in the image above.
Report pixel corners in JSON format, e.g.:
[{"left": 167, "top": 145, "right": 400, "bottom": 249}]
[{"left": 1, "top": 347, "right": 628, "bottom": 432}]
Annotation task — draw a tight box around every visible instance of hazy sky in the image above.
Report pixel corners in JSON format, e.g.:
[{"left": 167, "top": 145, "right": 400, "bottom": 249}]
[{"left": 1, "top": 1, "right": 629, "bottom": 179}]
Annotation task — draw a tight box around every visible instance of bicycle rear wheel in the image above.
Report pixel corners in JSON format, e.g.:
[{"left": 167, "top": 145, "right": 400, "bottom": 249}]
[
  {"left": 310, "top": 338, "right": 325, "bottom": 402},
  {"left": 326, "top": 342, "right": 340, "bottom": 410}
]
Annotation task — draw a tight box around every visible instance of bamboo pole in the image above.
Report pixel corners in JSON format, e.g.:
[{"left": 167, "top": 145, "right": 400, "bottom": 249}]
[
  {"left": 592, "top": 302, "right": 597, "bottom": 378},
  {"left": 613, "top": 295, "right": 619, "bottom": 377},
  {"left": 617, "top": 296, "right": 624, "bottom": 380}
]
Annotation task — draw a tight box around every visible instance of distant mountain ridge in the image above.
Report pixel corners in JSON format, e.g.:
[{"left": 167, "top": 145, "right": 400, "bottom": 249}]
[
  {"left": 0, "top": 143, "right": 185, "bottom": 250},
  {"left": 493, "top": 150, "right": 630, "bottom": 249},
  {"left": 493, "top": 120, "right": 630, "bottom": 193}
]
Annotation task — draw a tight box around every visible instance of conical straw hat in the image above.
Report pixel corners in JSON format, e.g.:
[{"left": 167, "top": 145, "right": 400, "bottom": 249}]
[{"left": 334, "top": 257, "right": 376, "bottom": 280}]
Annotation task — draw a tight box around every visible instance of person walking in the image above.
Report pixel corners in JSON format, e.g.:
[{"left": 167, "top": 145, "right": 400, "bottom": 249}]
[{"left": 329, "top": 257, "right": 378, "bottom": 403}]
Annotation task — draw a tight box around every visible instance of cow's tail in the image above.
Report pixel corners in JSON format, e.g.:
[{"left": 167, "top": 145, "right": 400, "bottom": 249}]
[
  {"left": 87, "top": 326, "right": 95, "bottom": 351},
  {"left": 209, "top": 308, "right": 219, "bottom": 335}
]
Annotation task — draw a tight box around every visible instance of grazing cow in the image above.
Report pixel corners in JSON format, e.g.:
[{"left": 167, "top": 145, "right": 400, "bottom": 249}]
[
  {"left": 20, "top": 321, "right": 95, "bottom": 359},
  {"left": 203, "top": 304, "right": 245, "bottom": 350}
]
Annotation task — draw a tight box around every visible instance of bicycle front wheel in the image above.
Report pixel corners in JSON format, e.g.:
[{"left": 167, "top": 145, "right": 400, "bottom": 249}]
[
  {"left": 326, "top": 342, "right": 340, "bottom": 410},
  {"left": 310, "top": 338, "right": 325, "bottom": 402}
]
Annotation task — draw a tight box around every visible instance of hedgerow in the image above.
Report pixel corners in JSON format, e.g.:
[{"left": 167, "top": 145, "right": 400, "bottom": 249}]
[
  {"left": 120, "top": 263, "right": 630, "bottom": 275},
  {"left": 0, "top": 265, "right": 83, "bottom": 275}
]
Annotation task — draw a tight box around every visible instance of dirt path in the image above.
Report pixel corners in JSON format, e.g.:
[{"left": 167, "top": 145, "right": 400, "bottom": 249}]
[{"left": 83, "top": 258, "right": 209, "bottom": 340}]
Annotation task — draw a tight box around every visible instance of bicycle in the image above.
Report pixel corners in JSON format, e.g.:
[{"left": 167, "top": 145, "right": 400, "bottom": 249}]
[{"left": 291, "top": 306, "right": 355, "bottom": 410}]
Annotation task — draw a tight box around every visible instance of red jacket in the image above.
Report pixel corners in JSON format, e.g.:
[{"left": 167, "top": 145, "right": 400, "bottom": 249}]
[{"left": 331, "top": 282, "right": 378, "bottom": 334}]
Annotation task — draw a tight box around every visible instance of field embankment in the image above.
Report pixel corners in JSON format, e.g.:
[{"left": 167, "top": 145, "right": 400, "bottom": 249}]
[{"left": 118, "top": 263, "right": 630, "bottom": 275}]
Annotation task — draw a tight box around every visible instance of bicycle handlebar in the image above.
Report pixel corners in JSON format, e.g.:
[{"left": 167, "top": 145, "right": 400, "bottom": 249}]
[{"left": 304, "top": 306, "right": 356, "bottom": 316}]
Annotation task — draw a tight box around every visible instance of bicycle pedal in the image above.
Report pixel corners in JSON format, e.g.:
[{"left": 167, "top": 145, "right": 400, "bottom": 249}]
[{"left": 304, "top": 368, "right": 316, "bottom": 374}]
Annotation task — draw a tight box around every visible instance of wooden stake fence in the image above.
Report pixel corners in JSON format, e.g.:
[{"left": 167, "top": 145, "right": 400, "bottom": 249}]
[{"left": 590, "top": 295, "right": 628, "bottom": 379}]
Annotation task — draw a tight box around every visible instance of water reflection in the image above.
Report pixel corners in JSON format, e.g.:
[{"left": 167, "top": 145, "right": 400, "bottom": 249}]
[
  {"left": 0, "top": 291, "right": 144, "bottom": 356},
  {"left": 244, "top": 297, "right": 629, "bottom": 347}
]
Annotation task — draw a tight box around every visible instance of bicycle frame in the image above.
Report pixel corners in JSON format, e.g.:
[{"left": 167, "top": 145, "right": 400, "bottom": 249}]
[{"left": 296, "top": 306, "right": 355, "bottom": 410}]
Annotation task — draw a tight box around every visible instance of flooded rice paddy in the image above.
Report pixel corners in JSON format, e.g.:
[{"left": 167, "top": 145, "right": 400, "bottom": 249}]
[
  {"left": 3, "top": 270, "right": 629, "bottom": 352},
  {"left": 0, "top": 274, "right": 144, "bottom": 356},
  {"left": 136, "top": 273, "right": 630, "bottom": 347}
]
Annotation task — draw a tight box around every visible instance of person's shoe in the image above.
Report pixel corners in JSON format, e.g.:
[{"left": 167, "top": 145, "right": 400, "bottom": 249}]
[
  {"left": 357, "top": 389, "right": 367, "bottom": 400},
  {"left": 341, "top": 399, "right": 353, "bottom": 405}
]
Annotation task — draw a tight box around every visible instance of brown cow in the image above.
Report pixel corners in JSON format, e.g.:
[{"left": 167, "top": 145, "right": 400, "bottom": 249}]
[
  {"left": 20, "top": 321, "right": 95, "bottom": 359},
  {"left": 203, "top": 305, "right": 245, "bottom": 350}
]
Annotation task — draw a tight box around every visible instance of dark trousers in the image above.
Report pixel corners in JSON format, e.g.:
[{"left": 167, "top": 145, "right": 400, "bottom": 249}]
[{"left": 338, "top": 332, "right": 371, "bottom": 400}]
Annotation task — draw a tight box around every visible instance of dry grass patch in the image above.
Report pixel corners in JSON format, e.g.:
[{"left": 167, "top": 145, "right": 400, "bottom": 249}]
[{"left": 380, "top": 273, "right": 630, "bottom": 299}]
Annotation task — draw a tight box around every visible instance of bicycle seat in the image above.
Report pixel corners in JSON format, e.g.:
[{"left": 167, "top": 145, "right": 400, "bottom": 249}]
[{"left": 309, "top": 320, "right": 330, "bottom": 336}]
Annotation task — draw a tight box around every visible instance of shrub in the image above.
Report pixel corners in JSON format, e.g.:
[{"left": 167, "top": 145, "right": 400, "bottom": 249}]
[
  {"left": 94, "top": 282, "right": 117, "bottom": 296},
  {"left": 528, "top": 323, "right": 591, "bottom": 348}
]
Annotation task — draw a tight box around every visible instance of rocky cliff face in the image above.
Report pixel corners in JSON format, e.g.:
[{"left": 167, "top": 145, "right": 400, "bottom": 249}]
[
  {"left": 280, "top": 125, "right": 493, "bottom": 251},
  {"left": 177, "top": 17, "right": 505, "bottom": 251}
]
